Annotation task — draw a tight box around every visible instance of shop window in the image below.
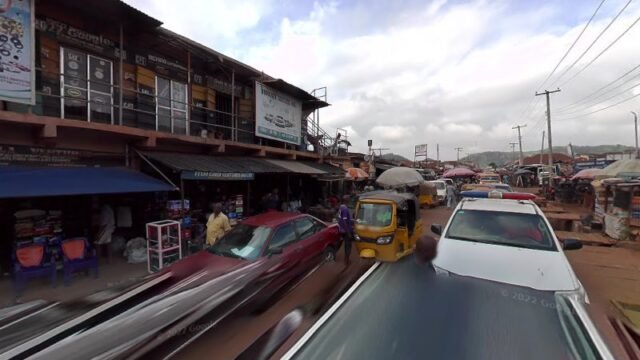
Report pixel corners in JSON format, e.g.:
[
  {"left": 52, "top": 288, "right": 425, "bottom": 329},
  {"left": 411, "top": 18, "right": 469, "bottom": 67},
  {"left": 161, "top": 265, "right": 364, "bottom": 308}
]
[
  {"left": 156, "top": 77, "right": 188, "bottom": 135},
  {"left": 60, "top": 48, "right": 113, "bottom": 124}
]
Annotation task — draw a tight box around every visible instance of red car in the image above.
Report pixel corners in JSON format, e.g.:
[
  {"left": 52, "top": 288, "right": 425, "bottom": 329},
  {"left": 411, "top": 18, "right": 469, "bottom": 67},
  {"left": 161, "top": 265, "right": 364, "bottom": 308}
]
[{"left": 164, "top": 212, "right": 341, "bottom": 305}]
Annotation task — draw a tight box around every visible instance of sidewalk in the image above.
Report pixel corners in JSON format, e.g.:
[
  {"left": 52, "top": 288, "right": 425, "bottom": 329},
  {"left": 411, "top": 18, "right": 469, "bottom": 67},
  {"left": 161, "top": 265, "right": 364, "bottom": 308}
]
[{"left": 0, "top": 258, "right": 148, "bottom": 308}]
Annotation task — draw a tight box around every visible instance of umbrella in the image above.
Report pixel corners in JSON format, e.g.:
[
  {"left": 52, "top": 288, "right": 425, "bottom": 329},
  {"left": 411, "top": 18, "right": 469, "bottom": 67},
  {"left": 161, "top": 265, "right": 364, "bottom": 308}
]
[
  {"left": 514, "top": 169, "right": 534, "bottom": 176},
  {"left": 571, "top": 168, "right": 602, "bottom": 181},
  {"left": 442, "top": 167, "right": 476, "bottom": 178},
  {"left": 345, "top": 168, "right": 369, "bottom": 181},
  {"left": 376, "top": 167, "right": 424, "bottom": 188},
  {"left": 596, "top": 159, "right": 640, "bottom": 180}
]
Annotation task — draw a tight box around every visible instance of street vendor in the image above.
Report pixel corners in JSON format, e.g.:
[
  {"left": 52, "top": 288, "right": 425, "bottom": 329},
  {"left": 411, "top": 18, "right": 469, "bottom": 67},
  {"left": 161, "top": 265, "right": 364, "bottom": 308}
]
[{"left": 206, "top": 203, "right": 231, "bottom": 246}]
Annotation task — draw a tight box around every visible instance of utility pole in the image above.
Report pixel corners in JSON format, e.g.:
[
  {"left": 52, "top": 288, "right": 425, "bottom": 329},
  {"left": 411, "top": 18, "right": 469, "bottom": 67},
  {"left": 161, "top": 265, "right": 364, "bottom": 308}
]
[
  {"left": 509, "top": 142, "right": 518, "bottom": 163},
  {"left": 535, "top": 89, "right": 561, "bottom": 167},
  {"left": 436, "top": 144, "right": 440, "bottom": 162},
  {"left": 512, "top": 124, "right": 527, "bottom": 165},
  {"left": 454, "top": 147, "right": 463, "bottom": 162},
  {"left": 540, "top": 131, "right": 546, "bottom": 164},
  {"left": 632, "top": 112, "right": 638, "bottom": 158}
]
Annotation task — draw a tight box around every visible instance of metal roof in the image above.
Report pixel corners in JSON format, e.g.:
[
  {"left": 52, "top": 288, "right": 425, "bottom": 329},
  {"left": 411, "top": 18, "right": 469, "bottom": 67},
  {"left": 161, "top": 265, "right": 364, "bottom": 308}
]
[
  {"left": 304, "top": 162, "right": 345, "bottom": 175},
  {"left": 265, "top": 160, "right": 326, "bottom": 175},
  {"left": 58, "top": 0, "right": 163, "bottom": 28},
  {"left": 261, "top": 80, "right": 330, "bottom": 109},
  {"left": 143, "top": 152, "right": 289, "bottom": 174}
]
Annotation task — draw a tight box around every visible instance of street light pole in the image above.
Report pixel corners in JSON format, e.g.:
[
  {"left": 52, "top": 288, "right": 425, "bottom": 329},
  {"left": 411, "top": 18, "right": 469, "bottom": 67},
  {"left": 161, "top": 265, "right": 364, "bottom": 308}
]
[{"left": 632, "top": 111, "right": 638, "bottom": 159}]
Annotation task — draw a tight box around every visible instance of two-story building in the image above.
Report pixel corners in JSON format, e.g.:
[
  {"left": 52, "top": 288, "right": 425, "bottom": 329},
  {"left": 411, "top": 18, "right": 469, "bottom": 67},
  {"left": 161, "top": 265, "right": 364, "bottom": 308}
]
[{"left": 0, "top": 0, "right": 345, "bottom": 277}]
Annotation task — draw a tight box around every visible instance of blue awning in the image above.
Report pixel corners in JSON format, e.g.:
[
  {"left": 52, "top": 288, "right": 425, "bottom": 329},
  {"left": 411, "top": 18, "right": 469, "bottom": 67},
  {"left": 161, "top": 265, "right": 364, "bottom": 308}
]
[{"left": 0, "top": 166, "right": 176, "bottom": 198}]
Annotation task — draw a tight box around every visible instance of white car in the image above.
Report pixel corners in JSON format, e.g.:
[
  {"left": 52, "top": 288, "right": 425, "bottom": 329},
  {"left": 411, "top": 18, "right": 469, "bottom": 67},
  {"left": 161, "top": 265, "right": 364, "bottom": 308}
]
[
  {"left": 428, "top": 180, "right": 447, "bottom": 204},
  {"left": 431, "top": 191, "right": 588, "bottom": 301}
]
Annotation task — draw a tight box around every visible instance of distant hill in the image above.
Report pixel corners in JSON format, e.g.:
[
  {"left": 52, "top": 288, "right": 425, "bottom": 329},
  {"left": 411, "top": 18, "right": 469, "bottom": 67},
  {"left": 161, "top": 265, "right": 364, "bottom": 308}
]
[
  {"left": 380, "top": 153, "right": 411, "bottom": 163},
  {"left": 462, "top": 144, "right": 634, "bottom": 167}
]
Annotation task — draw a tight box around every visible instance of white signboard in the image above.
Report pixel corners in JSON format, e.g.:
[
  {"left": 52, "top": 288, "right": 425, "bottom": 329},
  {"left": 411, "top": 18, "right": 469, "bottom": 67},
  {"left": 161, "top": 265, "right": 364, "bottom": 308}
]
[
  {"left": 255, "top": 81, "right": 302, "bottom": 145},
  {"left": 415, "top": 144, "right": 428, "bottom": 156},
  {"left": 0, "top": 0, "right": 35, "bottom": 104}
]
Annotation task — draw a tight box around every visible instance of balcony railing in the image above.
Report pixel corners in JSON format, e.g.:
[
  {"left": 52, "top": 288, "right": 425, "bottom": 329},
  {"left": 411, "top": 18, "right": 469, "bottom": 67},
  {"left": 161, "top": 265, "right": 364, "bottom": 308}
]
[{"left": 6, "top": 67, "right": 309, "bottom": 151}]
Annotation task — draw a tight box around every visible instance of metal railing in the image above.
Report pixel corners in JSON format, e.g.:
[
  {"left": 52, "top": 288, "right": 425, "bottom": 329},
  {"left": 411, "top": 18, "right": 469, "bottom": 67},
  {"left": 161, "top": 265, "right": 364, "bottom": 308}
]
[{"left": 21, "top": 67, "right": 259, "bottom": 146}]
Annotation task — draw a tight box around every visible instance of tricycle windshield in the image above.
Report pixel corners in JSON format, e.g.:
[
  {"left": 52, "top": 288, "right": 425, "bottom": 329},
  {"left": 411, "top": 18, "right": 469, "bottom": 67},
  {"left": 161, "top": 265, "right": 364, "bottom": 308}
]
[{"left": 357, "top": 203, "right": 393, "bottom": 227}]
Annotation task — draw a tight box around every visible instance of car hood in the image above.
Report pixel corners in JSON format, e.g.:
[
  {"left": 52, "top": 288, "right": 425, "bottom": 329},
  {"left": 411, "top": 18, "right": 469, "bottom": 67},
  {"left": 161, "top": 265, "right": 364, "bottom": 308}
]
[
  {"left": 433, "top": 238, "right": 579, "bottom": 291},
  {"left": 162, "top": 250, "right": 247, "bottom": 287}
]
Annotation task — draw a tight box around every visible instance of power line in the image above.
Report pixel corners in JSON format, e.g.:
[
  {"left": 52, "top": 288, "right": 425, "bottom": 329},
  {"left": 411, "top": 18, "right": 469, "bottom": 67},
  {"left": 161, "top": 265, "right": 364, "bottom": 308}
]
[
  {"left": 538, "top": 0, "right": 607, "bottom": 90},
  {"left": 558, "top": 79, "right": 640, "bottom": 115},
  {"left": 559, "top": 12, "right": 640, "bottom": 87},
  {"left": 556, "top": 63, "right": 640, "bottom": 112},
  {"left": 549, "top": 0, "right": 633, "bottom": 87},
  {"left": 557, "top": 90, "right": 640, "bottom": 120}
]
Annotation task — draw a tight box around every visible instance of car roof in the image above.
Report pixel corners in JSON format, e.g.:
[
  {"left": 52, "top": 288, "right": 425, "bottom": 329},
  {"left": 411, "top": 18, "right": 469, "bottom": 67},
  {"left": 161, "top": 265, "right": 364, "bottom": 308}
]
[
  {"left": 241, "top": 211, "right": 306, "bottom": 228},
  {"left": 358, "top": 191, "right": 417, "bottom": 203},
  {"left": 459, "top": 198, "right": 538, "bottom": 214}
]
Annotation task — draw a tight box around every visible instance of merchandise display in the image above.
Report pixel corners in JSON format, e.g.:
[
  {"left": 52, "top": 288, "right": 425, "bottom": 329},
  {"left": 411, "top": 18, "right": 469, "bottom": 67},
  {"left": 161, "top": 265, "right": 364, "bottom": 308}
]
[{"left": 146, "top": 220, "right": 182, "bottom": 273}]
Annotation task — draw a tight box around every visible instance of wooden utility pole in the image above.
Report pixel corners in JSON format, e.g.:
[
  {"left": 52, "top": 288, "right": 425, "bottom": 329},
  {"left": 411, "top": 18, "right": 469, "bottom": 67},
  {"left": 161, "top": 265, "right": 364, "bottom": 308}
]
[
  {"left": 512, "top": 124, "right": 526, "bottom": 165},
  {"left": 535, "top": 89, "right": 561, "bottom": 167},
  {"left": 509, "top": 142, "right": 518, "bottom": 163}
]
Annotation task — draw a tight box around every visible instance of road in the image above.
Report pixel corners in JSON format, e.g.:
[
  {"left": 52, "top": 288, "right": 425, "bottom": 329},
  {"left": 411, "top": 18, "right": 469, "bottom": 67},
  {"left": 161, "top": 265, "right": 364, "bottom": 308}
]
[{"left": 174, "top": 207, "right": 450, "bottom": 359}]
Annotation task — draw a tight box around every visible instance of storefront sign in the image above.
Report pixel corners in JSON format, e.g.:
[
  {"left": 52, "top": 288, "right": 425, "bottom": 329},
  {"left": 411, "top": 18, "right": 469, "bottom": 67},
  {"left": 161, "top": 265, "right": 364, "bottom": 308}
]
[
  {"left": 0, "top": 0, "right": 35, "bottom": 104},
  {"left": 181, "top": 171, "right": 254, "bottom": 181},
  {"left": 0, "top": 144, "right": 122, "bottom": 166},
  {"left": 136, "top": 51, "right": 187, "bottom": 82},
  {"left": 255, "top": 81, "right": 302, "bottom": 145},
  {"left": 35, "top": 17, "right": 125, "bottom": 60},
  {"left": 207, "top": 76, "right": 242, "bottom": 97}
]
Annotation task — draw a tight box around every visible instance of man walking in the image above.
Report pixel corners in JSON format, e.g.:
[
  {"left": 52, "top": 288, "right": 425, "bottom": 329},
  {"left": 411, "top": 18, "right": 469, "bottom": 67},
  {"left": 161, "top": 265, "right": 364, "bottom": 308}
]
[
  {"left": 206, "top": 203, "right": 231, "bottom": 246},
  {"left": 338, "top": 196, "right": 354, "bottom": 266},
  {"left": 446, "top": 183, "right": 457, "bottom": 209}
]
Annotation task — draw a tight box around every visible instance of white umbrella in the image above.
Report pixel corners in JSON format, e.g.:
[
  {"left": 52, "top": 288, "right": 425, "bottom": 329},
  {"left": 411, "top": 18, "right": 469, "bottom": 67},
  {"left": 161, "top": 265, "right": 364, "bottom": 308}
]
[
  {"left": 375, "top": 167, "right": 424, "bottom": 188},
  {"left": 596, "top": 159, "right": 640, "bottom": 179}
]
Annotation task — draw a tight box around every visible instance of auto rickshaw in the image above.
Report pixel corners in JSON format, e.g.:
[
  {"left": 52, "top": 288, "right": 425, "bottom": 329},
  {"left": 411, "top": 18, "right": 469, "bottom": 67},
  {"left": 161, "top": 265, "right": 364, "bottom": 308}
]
[
  {"left": 418, "top": 181, "right": 438, "bottom": 208},
  {"left": 477, "top": 172, "right": 501, "bottom": 184},
  {"left": 353, "top": 192, "right": 423, "bottom": 262}
]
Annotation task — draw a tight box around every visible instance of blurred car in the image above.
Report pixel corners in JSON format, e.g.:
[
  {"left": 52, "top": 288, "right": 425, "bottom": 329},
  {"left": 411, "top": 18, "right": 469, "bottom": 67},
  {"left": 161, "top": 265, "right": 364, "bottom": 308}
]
[
  {"left": 460, "top": 183, "right": 513, "bottom": 193},
  {"left": 428, "top": 180, "right": 447, "bottom": 204},
  {"left": 281, "top": 260, "right": 615, "bottom": 360},
  {"left": 431, "top": 191, "right": 587, "bottom": 301},
  {"left": 477, "top": 172, "right": 501, "bottom": 184}
]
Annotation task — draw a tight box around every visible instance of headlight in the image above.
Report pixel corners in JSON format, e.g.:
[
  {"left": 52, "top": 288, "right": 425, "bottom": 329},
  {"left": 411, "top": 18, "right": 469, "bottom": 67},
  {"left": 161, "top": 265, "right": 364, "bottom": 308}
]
[
  {"left": 376, "top": 235, "right": 393, "bottom": 244},
  {"left": 353, "top": 234, "right": 361, "bottom": 241}
]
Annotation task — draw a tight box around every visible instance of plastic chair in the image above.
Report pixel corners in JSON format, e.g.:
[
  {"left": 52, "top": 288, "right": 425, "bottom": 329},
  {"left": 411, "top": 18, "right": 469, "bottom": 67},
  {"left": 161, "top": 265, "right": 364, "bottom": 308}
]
[
  {"left": 13, "top": 242, "right": 57, "bottom": 297},
  {"left": 61, "top": 238, "right": 99, "bottom": 286}
]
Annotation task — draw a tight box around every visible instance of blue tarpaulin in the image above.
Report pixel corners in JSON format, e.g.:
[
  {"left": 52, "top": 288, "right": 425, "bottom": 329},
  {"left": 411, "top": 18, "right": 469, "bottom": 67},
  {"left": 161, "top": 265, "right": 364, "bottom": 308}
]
[{"left": 0, "top": 166, "right": 175, "bottom": 198}]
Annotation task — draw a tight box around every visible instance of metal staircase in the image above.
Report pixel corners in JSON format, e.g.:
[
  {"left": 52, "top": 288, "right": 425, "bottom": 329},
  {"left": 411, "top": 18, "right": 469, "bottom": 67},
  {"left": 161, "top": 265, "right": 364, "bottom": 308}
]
[{"left": 306, "top": 87, "right": 348, "bottom": 157}]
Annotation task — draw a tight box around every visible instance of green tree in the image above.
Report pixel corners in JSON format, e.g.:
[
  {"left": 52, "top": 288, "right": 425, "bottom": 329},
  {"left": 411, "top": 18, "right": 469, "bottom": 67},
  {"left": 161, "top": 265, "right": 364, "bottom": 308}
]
[{"left": 488, "top": 162, "right": 497, "bottom": 169}]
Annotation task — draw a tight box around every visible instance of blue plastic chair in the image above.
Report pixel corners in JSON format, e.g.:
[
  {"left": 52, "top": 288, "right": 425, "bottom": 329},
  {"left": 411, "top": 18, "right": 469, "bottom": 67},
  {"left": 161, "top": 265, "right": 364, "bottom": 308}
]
[
  {"left": 61, "top": 238, "right": 99, "bottom": 286},
  {"left": 13, "top": 242, "right": 57, "bottom": 297}
]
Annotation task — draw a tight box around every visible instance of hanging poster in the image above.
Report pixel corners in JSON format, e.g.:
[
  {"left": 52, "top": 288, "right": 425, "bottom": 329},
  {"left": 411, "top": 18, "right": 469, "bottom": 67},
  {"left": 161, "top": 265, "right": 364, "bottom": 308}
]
[
  {"left": 255, "top": 81, "right": 302, "bottom": 145},
  {"left": 0, "top": 0, "right": 35, "bottom": 104}
]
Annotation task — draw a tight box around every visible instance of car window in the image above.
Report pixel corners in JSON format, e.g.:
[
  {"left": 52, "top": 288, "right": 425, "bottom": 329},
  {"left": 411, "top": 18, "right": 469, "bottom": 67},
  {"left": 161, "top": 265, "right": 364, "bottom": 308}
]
[
  {"left": 269, "top": 222, "right": 298, "bottom": 250},
  {"left": 445, "top": 210, "right": 556, "bottom": 251},
  {"left": 295, "top": 217, "right": 318, "bottom": 240}
]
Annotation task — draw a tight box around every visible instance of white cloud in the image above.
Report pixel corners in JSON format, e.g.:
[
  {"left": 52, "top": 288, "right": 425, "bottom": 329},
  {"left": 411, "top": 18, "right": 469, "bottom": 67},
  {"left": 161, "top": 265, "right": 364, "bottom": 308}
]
[{"left": 127, "top": 0, "right": 640, "bottom": 160}]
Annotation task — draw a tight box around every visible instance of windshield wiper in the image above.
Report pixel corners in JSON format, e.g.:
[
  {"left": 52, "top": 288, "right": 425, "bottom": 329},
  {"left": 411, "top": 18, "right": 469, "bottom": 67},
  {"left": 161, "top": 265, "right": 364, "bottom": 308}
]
[
  {"left": 447, "top": 235, "right": 483, "bottom": 243},
  {"left": 448, "top": 236, "right": 536, "bottom": 249}
]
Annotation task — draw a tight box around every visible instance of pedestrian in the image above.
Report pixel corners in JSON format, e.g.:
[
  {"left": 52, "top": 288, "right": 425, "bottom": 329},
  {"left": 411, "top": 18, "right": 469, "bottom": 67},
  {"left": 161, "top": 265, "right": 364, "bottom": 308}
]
[
  {"left": 206, "top": 203, "right": 231, "bottom": 246},
  {"left": 338, "top": 195, "right": 354, "bottom": 266},
  {"left": 415, "top": 235, "right": 438, "bottom": 272},
  {"left": 266, "top": 188, "right": 280, "bottom": 211},
  {"left": 446, "top": 184, "right": 457, "bottom": 208}
]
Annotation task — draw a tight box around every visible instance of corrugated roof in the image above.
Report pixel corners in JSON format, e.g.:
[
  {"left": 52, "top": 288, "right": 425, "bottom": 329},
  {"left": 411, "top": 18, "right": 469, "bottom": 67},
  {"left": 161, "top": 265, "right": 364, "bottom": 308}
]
[
  {"left": 143, "top": 152, "right": 289, "bottom": 174},
  {"left": 265, "top": 160, "right": 326, "bottom": 174},
  {"left": 304, "top": 161, "right": 345, "bottom": 175}
]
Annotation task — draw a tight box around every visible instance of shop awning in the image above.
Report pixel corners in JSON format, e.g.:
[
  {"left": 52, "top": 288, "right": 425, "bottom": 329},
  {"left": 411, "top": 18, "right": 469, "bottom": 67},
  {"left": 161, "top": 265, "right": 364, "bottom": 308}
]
[
  {"left": 265, "top": 160, "right": 326, "bottom": 175},
  {"left": 304, "top": 161, "right": 346, "bottom": 181},
  {"left": 142, "top": 152, "right": 290, "bottom": 180},
  {"left": 0, "top": 166, "right": 176, "bottom": 199}
]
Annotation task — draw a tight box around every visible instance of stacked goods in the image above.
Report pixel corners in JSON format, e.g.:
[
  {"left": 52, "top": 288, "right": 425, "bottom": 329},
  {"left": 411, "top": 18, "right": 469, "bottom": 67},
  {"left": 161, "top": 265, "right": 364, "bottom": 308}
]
[
  {"left": 14, "top": 209, "right": 63, "bottom": 246},
  {"left": 632, "top": 195, "right": 640, "bottom": 220}
]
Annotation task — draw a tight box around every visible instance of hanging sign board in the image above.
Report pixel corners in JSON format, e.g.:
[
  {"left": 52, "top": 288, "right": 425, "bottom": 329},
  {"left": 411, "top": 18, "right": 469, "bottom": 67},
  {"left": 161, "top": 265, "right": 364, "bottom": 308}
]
[
  {"left": 255, "top": 81, "right": 302, "bottom": 145},
  {"left": 181, "top": 171, "right": 254, "bottom": 181},
  {"left": 0, "top": 0, "right": 35, "bottom": 104}
]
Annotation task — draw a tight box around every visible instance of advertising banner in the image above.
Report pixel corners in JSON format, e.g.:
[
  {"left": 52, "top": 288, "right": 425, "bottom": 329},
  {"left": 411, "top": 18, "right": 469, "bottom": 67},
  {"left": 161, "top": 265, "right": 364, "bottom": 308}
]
[
  {"left": 0, "top": 0, "right": 35, "bottom": 104},
  {"left": 415, "top": 144, "right": 428, "bottom": 156},
  {"left": 255, "top": 81, "right": 302, "bottom": 145}
]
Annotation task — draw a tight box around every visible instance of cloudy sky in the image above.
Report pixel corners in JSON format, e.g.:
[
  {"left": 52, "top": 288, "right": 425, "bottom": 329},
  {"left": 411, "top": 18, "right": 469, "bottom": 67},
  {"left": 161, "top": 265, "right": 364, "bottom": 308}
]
[{"left": 127, "top": 0, "right": 640, "bottom": 160}]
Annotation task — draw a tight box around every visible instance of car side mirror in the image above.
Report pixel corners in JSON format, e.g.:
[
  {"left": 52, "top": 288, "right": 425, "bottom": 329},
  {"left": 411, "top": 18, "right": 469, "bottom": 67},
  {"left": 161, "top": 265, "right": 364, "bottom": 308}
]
[
  {"left": 268, "top": 247, "right": 283, "bottom": 257},
  {"left": 563, "top": 239, "right": 583, "bottom": 251},
  {"left": 237, "top": 309, "right": 304, "bottom": 360},
  {"left": 431, "top": 224, "right": 443, "bottom": 236}
]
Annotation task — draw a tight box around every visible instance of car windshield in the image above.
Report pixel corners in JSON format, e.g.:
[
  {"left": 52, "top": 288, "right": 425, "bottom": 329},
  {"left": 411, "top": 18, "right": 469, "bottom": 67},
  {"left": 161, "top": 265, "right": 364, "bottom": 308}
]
[
  {"left": 445, "top": 210, "right": 556, "bottom": 251},
  {"left": 208, "top": 224, "right": 272, "bottom": 260},
  {"left": 357, "top": 203, "right": 393, "bottom": 227},
  {"left": 432, "top": 182, "right": 445, "bottom": 190}
]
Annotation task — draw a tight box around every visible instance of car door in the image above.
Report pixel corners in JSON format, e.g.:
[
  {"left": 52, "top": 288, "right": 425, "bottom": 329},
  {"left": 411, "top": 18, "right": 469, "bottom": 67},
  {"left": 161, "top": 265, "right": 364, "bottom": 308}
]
[
  {"left": 293, "top": 216, "right": 326, "bottom": 265},
  {"left": 264, "top": 221, "right": 302, "bottom": 280}
]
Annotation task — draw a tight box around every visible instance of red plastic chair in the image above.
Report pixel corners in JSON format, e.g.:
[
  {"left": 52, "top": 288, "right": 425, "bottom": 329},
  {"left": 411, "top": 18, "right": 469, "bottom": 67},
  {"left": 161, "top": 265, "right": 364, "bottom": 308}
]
[
  {"left": 13, "top": 242, "right": 57, "bottom": 297},
  {"left": 61, "top": 238, "right": 98, "bottom": 286}
]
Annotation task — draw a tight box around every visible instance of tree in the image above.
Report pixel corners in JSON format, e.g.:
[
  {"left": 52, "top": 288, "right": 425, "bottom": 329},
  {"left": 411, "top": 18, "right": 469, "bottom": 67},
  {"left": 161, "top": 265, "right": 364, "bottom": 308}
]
[{"left": 488, "top": 162, "right": 497, "bottom": 169}]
